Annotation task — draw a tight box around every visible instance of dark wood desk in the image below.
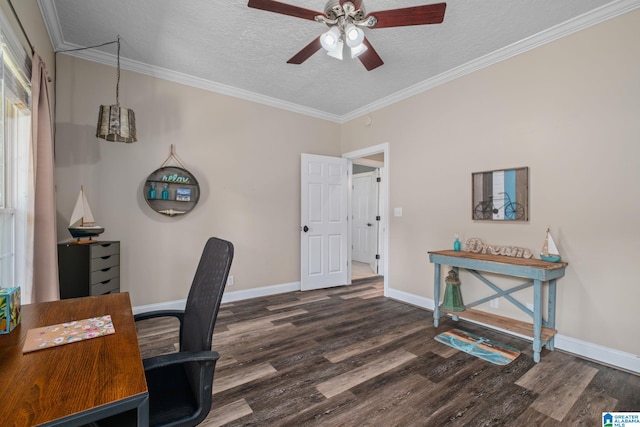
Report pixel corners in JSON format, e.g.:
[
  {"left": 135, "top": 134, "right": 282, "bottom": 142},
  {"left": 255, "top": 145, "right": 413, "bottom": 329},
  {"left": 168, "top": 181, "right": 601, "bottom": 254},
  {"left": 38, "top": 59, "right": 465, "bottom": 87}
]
[{"left": 0, "top": 293, "right": 148, "bottom": 426}]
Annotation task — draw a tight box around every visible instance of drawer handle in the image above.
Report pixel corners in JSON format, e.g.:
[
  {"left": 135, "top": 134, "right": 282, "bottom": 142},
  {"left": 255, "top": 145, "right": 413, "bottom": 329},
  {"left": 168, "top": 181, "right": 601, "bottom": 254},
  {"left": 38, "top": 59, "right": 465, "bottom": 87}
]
[
  {"left": 101, "top": 279, "right": 112, "bottom": 285},
  {"left": 101, "top": 243, "right": 112, "bottom": 248},
  {"left": 101, "top": 255, "right": 112, "bottom": 260},
  {"left": 101, "top": 267, "right": 112, "bottom": 272}
]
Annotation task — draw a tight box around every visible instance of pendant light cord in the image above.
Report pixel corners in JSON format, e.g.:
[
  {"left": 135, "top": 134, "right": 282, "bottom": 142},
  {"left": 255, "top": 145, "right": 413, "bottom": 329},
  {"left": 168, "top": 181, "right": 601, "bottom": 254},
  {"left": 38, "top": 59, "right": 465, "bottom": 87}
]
[
  {"left": 116, "top": 36, "right": 121, "bottom": 106},
  {"left": 57, "top": 36, "right": 122, "bottom": 106}
]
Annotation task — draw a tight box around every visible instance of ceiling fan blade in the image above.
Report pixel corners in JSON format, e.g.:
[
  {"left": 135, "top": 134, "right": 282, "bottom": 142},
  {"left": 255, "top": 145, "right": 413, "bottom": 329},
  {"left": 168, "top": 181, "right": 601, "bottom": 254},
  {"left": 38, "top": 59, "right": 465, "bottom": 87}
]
[
  {"left": 370, "top": 3, "right": 446, "bottom": 28},
  {"left": 358, "top": 38, "right": 384, "bottom": 71},
  {"left": 247, "top": 0, "right": 322, "bottom": 21},
  {"left": 287, "top": 36, "right": 322, "bottom": 64}
]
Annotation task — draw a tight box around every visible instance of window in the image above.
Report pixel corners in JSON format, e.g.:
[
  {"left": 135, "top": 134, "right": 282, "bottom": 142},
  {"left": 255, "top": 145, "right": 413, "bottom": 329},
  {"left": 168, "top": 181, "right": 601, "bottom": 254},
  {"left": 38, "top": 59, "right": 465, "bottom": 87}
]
[{"left": 0, "top": 14, "right": 31, "bottom": 292}]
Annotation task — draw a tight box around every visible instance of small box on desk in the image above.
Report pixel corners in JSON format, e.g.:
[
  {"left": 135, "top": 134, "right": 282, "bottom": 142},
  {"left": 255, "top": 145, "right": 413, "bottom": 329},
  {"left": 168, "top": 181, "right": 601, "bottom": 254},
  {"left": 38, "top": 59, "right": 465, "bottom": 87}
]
[{"left": 0, "top": 287, "right": 21, "bottom": 334}]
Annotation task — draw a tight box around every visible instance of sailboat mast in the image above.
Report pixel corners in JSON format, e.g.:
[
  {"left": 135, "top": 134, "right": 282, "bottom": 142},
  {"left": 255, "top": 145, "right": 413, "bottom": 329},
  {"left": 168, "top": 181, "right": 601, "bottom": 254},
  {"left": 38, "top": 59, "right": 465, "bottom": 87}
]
[
  {"left": 80, "top": 185, "right": 85, "bottom": 226},
  {"left": 541, "top": 228, "right": 550, "bottom": 256}
]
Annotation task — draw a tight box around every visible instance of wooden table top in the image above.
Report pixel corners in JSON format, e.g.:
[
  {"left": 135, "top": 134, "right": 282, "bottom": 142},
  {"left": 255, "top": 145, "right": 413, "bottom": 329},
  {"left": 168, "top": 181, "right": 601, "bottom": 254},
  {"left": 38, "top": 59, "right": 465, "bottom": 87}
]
[
  {"left": 429, "top": 250, "right": 568, "bottom": 270},
  {"left": 0, "top": 292, "right": 148, "bottom": 426}
]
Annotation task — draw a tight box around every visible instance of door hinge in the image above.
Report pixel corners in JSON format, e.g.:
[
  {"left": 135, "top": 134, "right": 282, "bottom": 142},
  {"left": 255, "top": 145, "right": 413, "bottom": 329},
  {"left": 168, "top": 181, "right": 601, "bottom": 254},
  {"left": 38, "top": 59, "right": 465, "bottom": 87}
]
[
  {"left": 376, "top": 177, "right": 381, "bottom": 182},
  {"left": 375, "top": 254, "right": 380, "bottom": 260},
  {"left": 376, "top": 215, "right": 381, "bottom": 221}
]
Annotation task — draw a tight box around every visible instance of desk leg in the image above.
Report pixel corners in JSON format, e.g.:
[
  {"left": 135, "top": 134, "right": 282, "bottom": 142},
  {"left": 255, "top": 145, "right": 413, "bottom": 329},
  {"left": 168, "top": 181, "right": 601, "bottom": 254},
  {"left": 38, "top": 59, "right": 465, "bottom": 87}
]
[
  {"left": 137, "top": 395, "right": 149, "bottom": 426},
  {"left": 547, "top": 279, "right": 557, "bottom": 351},
  {"left": 433, "top": 263, "right": 441, "bottom": 327},
  {"left": 533, "top": 279, "right": 543, "bottom": 363}
]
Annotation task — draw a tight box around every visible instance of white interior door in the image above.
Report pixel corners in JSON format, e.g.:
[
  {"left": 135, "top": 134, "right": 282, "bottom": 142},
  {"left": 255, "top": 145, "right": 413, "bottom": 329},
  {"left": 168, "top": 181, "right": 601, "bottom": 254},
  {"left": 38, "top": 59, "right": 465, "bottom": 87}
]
[
  {"left": 368, "top": 169, "right": 380, "bottom": 274},
  {"left": 301, "top": 153, "right": 349, "bottom": 291},
  {"left": 352, "top": 172, "right": 375, "bottom": 263}
]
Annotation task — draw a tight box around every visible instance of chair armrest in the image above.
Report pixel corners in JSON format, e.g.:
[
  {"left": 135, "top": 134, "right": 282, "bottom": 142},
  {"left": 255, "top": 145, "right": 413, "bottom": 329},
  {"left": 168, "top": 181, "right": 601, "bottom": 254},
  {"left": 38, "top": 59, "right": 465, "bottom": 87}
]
[
  {"left": 143, "top": 350, "right": 220, "bottom": 371},
  {"left": 134, "top": 309, "right": 185, "bottom": 323}
]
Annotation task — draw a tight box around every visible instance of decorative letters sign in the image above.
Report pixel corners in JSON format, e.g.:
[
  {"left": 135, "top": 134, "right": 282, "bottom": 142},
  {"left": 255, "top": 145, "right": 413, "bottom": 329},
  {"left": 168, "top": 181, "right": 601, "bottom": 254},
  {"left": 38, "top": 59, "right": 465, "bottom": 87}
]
[
  {"left": 464, "top": 237, "right": 532, "bottom": 259},
  {"left": 161, "top": 173, "right": 190, "bottom": 183}
]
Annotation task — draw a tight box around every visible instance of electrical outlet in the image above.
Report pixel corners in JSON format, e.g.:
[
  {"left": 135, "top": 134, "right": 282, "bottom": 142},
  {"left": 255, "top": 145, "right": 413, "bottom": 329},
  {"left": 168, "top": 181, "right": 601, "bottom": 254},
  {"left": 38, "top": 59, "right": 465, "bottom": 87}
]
[
  {"left": 226, "top": 275, "right": 234, "bottom": 286},
  {"left": 490, "top": 298, "right": 499, "bottom": 308}
]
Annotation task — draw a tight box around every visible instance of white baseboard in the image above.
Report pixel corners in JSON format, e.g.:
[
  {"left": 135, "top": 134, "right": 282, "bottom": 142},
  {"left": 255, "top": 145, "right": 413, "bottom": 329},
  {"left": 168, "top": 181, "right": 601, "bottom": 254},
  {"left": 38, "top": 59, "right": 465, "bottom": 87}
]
[
  {"left": 132, "top": 281, "right": 301, "bottom": 315},
  {"left": 221, "top": 281, "right": 301, "bottom": 303},
  {"left": 134, "top": 283, "right": 639, "bottom": 374},
  {"left": 386, "top": 288, "right": 640, "bottom": 374}
]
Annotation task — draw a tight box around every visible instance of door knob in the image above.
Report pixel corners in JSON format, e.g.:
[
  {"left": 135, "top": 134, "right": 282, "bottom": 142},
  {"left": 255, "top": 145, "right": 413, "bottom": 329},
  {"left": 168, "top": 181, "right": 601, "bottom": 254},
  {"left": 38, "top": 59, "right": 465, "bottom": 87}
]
[{"left": 302, "top": 225, "right": 309, "bottom": 232}]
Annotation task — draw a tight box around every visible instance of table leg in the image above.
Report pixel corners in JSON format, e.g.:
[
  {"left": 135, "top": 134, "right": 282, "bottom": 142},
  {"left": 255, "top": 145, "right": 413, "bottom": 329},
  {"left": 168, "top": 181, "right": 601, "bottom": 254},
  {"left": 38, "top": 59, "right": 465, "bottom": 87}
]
[
  {"left": 433, "top": 263, "right": 441, "bottom": 327},
  {"left": 547, "top": 279, "right": 557, "bottom": 351},
  {"left": 137, "top": 395, "right": 149, "bottom": 426},
  {"left": 533, "top": 279, "right": 543, "bottom": 363}
]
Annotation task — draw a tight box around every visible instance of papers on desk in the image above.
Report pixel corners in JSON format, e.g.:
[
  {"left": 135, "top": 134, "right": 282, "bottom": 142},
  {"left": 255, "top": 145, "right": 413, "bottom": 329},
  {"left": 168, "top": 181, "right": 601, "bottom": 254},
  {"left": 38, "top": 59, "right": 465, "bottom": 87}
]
[{"left": 23, "top": 315, "right": 115, "bottom": 353}]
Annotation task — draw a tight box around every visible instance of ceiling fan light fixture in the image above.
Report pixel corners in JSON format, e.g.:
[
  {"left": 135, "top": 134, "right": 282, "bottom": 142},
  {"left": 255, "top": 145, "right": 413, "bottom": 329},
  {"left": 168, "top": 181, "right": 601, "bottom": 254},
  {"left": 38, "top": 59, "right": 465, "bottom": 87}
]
[
  {"left": 320, "top": 26, "right": 342, "bottom": 51},
  {"left": 350, "top": 42, "right": 368, "bottom": 58},
  {"left": 326, "top": 39, "right": 344, "bottom": 60},
  {"left": 344, "top": 24, "right": 364, "bottom": 47}
]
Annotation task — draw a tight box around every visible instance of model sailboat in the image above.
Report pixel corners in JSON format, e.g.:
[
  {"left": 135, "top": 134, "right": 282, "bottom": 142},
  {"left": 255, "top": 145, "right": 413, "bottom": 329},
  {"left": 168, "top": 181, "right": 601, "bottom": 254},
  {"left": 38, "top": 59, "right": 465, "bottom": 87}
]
[
  {"left": 540, "top": 228, "right": 561, "bottom": 262},
  {"left": 68, "top": 186, "right": 104, "bottom": 240}
]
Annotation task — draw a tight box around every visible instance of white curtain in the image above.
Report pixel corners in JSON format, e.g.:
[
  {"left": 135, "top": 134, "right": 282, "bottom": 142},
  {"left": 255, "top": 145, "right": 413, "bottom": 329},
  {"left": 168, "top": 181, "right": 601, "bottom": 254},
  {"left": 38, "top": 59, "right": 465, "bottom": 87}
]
[{"left": 30, "top": 54, "right": 58, "bottom": 302}]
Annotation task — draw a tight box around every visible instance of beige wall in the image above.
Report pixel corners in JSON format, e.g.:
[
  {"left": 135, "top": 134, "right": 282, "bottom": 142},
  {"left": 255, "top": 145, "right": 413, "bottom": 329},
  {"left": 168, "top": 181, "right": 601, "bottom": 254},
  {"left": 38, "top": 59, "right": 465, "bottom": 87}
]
[
  {"left": 341, "top": 10, "right": 640, "bottom": 356},
  {"left": 55, "top": 55, "right": 341, "bottom": 306},
  {"left": 28, "top": 2, "right": 639, "bottom": 358}
]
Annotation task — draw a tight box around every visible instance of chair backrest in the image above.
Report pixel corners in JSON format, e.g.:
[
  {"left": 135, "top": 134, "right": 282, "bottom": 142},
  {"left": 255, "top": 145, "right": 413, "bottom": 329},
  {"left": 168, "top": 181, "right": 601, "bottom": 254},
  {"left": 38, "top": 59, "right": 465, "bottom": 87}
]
[{"left": 181, "top": 237, "right": 234, "bottom": 353}]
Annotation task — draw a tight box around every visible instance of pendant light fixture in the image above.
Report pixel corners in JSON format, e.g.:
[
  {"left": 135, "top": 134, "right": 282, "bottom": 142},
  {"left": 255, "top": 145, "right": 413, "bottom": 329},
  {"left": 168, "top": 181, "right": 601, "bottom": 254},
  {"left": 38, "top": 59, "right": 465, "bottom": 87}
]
[{"left": 96, "top": 36, "right": 137, "bottom": 143}]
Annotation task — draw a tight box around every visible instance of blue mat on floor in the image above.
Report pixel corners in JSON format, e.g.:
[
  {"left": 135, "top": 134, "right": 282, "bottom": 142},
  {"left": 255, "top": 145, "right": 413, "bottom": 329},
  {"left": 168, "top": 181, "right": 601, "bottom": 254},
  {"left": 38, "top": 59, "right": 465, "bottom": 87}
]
[{"left": 434, "top": 328, "right": 520, "bottom": 365}]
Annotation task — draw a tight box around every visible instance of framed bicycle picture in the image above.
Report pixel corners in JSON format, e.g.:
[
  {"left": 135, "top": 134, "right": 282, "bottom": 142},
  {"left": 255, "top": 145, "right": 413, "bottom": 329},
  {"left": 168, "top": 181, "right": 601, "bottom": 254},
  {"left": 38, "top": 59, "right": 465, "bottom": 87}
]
[{"left": 472, "top": 167, "right": 529, "bottom": 221}]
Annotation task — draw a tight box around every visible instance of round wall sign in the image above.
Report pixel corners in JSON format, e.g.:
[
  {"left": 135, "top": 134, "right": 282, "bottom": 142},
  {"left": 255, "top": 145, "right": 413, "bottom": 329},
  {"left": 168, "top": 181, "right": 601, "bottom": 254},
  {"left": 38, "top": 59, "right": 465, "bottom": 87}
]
[{"left": 144, "top": 166, "right": 200, "bottom": 216}]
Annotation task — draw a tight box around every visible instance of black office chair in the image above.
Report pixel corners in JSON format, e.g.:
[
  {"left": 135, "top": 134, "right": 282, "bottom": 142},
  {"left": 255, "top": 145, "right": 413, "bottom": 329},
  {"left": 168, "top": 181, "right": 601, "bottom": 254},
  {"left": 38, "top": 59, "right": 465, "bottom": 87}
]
[{"left": 121, "top": 237, "right": 234, "bottom": 427}]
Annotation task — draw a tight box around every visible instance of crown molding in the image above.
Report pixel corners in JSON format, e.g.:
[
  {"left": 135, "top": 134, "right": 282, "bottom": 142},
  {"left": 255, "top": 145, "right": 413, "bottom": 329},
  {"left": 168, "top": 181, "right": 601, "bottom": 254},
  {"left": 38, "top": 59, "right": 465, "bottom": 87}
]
[
  {"left": 339, "top": 0, "right": 640, "bottom": 123},
  {"left": 39, "top": 0, "right": 640, "bottom": 124},
  {"left": 57, "top": 44, "right": 341, "bottom": 122}
]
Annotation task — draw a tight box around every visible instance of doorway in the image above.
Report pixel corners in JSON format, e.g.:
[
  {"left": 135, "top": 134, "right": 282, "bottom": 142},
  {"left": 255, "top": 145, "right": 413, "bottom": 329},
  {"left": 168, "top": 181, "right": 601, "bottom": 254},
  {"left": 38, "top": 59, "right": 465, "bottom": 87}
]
[
  {"left": 343, "top": 143, "right": 389, "bottom": 294},
  {"left": 352, "top": 169, "right": 379, "bottom": 279}
]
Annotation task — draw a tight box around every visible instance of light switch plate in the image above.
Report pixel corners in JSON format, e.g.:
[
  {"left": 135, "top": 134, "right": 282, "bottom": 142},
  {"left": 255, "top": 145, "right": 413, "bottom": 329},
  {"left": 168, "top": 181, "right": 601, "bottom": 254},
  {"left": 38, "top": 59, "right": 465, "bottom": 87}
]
[{"left": 394, "top": 207, "right": 403, "bottom": 217}]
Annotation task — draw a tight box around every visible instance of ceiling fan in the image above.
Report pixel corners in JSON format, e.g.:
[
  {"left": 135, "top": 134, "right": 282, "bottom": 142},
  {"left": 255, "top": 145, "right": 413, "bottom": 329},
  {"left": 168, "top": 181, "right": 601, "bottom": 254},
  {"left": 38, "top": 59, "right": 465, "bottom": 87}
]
[{"left": 247, "top": 0, "right": 447, "bottom": 71}]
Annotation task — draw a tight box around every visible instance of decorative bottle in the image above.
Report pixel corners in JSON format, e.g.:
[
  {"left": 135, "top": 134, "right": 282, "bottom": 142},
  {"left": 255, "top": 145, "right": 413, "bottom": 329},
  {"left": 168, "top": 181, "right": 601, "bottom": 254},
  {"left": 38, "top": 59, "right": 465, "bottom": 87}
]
[
  {"left": 148, "top": 183, "right": 156, "bottom": 200},
  {"left": 453, "top": 234, "right": 461, "bottom": 251},
  {"left": 161, "top": 183, "right": 169, "bottom": 200}
]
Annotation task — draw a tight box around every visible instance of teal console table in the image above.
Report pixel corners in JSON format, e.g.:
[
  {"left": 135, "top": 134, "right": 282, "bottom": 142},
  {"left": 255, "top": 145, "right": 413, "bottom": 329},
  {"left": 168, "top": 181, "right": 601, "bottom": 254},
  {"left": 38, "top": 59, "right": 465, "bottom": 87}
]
[{"left": 429, "top": 250, "right": 568, "bottom": 362}]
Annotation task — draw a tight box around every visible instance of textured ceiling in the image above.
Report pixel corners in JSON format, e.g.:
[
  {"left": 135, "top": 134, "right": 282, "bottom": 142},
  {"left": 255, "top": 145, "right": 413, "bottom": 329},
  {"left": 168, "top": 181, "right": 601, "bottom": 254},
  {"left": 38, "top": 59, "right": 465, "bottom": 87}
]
[{"left": 38, "top": 0, "right": 639, "bottom": 122}]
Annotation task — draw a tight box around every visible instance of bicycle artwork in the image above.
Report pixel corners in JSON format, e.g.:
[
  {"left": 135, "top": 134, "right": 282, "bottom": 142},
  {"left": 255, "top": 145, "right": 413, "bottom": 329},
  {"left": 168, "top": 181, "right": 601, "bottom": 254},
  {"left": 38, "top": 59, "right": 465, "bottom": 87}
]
[
  {"left": 471, "top": 167, "right": 529, "bottom": 221},
  {"left": 473, "top": 192, "right": 525, "bottom": 220}
]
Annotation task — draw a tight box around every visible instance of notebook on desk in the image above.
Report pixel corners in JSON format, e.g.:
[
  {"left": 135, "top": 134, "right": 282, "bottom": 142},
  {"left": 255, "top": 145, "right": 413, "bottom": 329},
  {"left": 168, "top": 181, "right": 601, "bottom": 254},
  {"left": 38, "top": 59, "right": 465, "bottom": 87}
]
[{"left": 23, "top": 315, "right": 115, "bottom": 353}]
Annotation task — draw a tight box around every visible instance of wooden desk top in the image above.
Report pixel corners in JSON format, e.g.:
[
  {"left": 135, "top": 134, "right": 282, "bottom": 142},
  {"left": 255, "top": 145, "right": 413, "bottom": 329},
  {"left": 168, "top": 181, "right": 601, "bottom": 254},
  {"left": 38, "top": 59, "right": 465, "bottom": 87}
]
[{"left": 0, "top": 293, "right": 148, "bottom": 426}]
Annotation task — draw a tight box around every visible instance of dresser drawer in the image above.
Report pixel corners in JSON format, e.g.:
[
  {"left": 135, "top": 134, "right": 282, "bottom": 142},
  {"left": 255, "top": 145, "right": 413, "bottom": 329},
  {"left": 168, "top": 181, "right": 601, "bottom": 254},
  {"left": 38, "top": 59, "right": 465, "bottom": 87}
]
[
  {"left": 90, "top": 242, "right": 120, "bottom": 259},
  {"left": 90, "top": 266, "right": 120, "bottom": 285},
  {"left": 90, "top": 277, "right": 120, "bottom": 296},
  {"left": 58, "top": 240, "right": 121, "bottom": 299},
  {"left": 90, "top": 253, "right": 119, "bottom": 271}
]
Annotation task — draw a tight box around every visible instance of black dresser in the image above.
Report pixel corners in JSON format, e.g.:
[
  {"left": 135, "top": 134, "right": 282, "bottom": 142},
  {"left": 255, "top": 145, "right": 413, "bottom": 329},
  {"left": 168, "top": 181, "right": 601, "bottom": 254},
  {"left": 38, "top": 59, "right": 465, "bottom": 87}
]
[{"left": 57, "top": 241, "right": 120, "bottom": 299}]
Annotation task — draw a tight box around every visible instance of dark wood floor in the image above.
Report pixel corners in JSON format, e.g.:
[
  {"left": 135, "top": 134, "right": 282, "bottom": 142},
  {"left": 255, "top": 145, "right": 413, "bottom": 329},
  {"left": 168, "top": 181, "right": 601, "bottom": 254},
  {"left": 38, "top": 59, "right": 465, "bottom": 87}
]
[{"left": 136, "top": 277, "right": 640, "bottom": 426}]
